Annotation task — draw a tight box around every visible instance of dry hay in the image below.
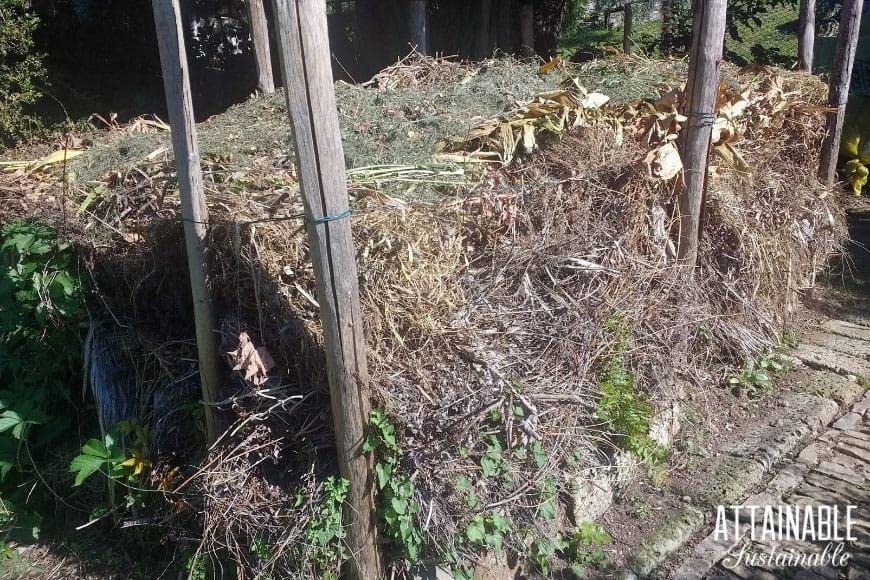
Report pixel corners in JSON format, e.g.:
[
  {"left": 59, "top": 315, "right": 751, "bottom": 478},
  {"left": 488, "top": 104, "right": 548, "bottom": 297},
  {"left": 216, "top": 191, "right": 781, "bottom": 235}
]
[
  {"left": 362, "top": 51, "right": 478, "bottom": 90},
  {"left": 35, "top": 60, "right": 846, "bottom": 576}
]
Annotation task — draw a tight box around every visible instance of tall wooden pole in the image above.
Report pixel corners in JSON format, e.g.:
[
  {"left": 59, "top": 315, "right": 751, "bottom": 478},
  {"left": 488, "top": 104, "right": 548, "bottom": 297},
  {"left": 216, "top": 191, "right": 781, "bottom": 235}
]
[
  {"left": 798, "top": 0, "right": 815, "bottom": 72},
  {"left": 623, "top": 2, "right": 634, "bottom": 55},
  {"left": 819, "top": 0, "right": 863, "bottom": 186},
  {"left": 248, "top": 0, "right": 275, "bottom": 93},
  {"left": 271, "top": 0, "right": 381, "bottom": 578},
  {"left": 409, "top": 0, "right": 428, "bottom": 54},
  {"left": 677, "top": 0, "right": 727, "bottom": 267},
  {"left": 152, "top": 0, "right": 222, "bottom": 444}
]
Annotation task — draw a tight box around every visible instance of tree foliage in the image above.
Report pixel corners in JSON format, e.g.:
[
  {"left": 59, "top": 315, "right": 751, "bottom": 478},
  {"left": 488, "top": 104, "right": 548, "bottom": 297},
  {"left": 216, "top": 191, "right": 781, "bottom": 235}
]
[
  {"left": 0, "top": 0, "right": 47, "bottom": 146},
  {"left": 725, "top": 0, "right": 798, "bottom": 41}
]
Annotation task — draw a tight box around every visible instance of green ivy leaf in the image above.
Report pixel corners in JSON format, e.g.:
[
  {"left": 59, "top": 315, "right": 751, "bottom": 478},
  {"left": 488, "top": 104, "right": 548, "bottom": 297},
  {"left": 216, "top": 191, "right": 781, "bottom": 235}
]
[
  {"left": 538, "top": 498, "right": 556, "bottom": 521},
  {"left": 489, "top": 512, "right": 512, "bottom": 533},
  {"left": 362, "top": 433, "right": 377, "bottom": 453},
  {"left": 375, "top": 462, "right": 392, "bottom": 490},
  {"left": 485, "top": 531, "right": 503, "bottom": 551},
  {"left": 531, "top": 440, "right": 547, "bottom": 469},
  {"left": 390, "top": 496, "right": 408, "bottom": 515},
  {"left": 465, "top": 516, "right": 486, "bottom": 544}
]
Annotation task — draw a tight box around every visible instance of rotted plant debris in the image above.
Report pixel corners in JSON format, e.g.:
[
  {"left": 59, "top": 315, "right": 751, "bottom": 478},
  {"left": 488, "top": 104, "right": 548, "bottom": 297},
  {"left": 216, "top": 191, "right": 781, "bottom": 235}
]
[{"left": 0, "top": 55, "right": 848, "bottom": 577}]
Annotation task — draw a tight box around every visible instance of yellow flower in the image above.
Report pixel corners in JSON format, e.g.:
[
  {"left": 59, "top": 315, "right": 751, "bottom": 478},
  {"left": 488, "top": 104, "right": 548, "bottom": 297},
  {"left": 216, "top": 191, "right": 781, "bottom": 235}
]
[
  {"left": 120, "top": 453, "right": 151, "bottom": 476},
  {"left": 844, "top": 159, "right": 869, "bottom": 196}
]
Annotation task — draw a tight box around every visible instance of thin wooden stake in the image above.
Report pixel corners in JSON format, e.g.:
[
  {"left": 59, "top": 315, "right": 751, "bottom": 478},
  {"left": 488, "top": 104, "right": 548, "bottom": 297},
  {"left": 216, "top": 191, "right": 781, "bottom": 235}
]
[
  {"left": 248, "top": 0, "right": 275, "bottom": 93},
  {"left": 798, "top": 0, "right": 816, "bottom": 72},
  {"left": 623, "top": 2, "right": 633, "bottom": 55},
  {"left": 270, "top": 0, "right": 381, "bottom": 578},
  {"left": 152, "top": 0, "right": 222, "bottom": 444},
  {"left": 819, "top": 0, "right": 863, "bottom": 186},
  {"left": 677, "top": 0, "right": 727, "bottom": 267}
]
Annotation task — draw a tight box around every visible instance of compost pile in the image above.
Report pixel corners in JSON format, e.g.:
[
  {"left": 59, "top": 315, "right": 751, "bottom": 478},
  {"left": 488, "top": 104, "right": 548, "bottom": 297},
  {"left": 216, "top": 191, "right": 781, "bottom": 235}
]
[{"left": 0, "top": 56, "right": 845, "bottom": 576}]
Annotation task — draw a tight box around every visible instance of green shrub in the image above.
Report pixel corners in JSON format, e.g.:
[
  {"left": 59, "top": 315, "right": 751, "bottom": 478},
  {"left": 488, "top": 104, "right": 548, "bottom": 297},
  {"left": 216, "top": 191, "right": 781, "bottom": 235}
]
[
  {"left": 0, "top": 0, "right": 47, "bottom": 146},
  {"left": 0, "top": 220, "right": 83, "bottom": 539},
  {"left": 594, "top": 315, "right": 666, "bottom": 465}
]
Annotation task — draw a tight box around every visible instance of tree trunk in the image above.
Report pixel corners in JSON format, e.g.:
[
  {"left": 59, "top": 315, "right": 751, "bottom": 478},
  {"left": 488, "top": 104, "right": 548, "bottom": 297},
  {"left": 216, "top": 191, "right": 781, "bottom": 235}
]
[
  {"left": 409, "top": 0, "right": 428, "bottom": 54},
  {"left": 247, "top": 0, "right": 275, "bottom": 93},
  {"left": 661, "top": 0, "right": 675, "bottom": 55},
  {"left": 271, "top": 0, "right": 382, "bottom": 577},
  {"left": 496, "top": 0, "right": 514, "bottom": 53},
  {"left": 533, "top": 0, "right": 570, "bottom": 60},
  {"left": 623, "top": 2, "right": 633, "bottom": 55},
  {"left": 474, "top": 0, "right": 492, "bottom": 58},
  {"left": 798, "top": 0, "right": 816, "bottom": 72},
  {"left": 152, "top": 0, "right": 224, "bottom": 444},
  {"left": 520, "top": 2, "right": 534, "bottom": 57},
  {"left": 677, "top": 0, "right": 727, "bottom": 267},
  {"left": 355, "top": 0, "right": 405, "bottom": 78},
  {"left": 819, "top": 0, "right": 864, "bottom": 186}
]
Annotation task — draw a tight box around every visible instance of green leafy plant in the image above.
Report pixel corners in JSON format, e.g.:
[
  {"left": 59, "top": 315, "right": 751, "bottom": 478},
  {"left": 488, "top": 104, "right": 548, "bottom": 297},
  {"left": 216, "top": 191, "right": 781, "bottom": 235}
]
[
  {"left": 445, "top": 548, "right": 474, "bottom": 580},
  {"left": 465, "top": 512, "right": 513, "bottom": 553},
  {"left": 531, "top": 535, "right": 565, "bottom": 576},
  {"left": 363, "top": 409, "right": 423, "bottom": 565},
  {"left": 455, "top": 475, "right": 479, "bottom": 509},
  {"left": 250, "top": 534, "right": 271, "bottom": 562},
  {"left": 181, "top": 549, "right": 209, "bottom": 580},
  {"left": 0, "top": 221, "right": 83, "bottom": 539},
  {"left": 594, "top": 315, "right": 666, "bottom": 465},
  {"left": 0, "top": 538, "right": 43, "bottom": 577},
  {"left": 69, "top": 419, "right": 153, "bottom": 486},
  {"left": 565, "top": 522, "right": 611, "bottom": 575},
  {"left": 530, "top": 439, "right": 547, "bottom": 470},
  {"left": 0, "top": 0, "right": 47, "bottom": 145},
  {"left": 727, "top": 352, "right": 791, "bottom": 399},
  {"left": 633, "top": 500, "right": 651, "bottom": 520},
  {"left": 480, "top": 435, "right": 509, "bottom": 479},
  {"left": 536, "top": 477, "right": 557, "bottom": 522},
  {"left": 305, "top": 476, "right": 350, "bottom": 578},
  {"left": 69, "top": 435, "right": 125, "bottom": 487}
]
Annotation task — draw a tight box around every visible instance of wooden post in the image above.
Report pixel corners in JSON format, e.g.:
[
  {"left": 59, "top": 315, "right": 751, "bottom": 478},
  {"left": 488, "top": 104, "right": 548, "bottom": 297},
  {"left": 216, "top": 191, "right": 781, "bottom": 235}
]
[
  {"left": 270, "top": 1, "right": 381, "bottom": 578},
  {"left": 520, "top": 2, "right": 534, "bottom": 57},
  {"left": 248, "top": 0, "right": 275, "bottom": 93},
  {"left": 623, "top": 2, "right": 633, "bottom": 55},
  {"left": 798, "top": 0, "right": 815, "bottom": 72},
  {"left": 409, "top": 0, "right": 428, "bottom": 54},
  {"left": 819, "top": 0, "right": 863, "bottom": 186},
  {"left": 152, "top": 0, "right": 222, "bottom": 444},
  {"left": 677, "top": 0, "right": 727, "bottom": 267}
]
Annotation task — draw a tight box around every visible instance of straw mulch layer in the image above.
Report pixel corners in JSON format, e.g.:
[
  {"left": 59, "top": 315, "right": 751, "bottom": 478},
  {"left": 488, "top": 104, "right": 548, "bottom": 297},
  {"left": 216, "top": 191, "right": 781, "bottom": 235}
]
[{"left": 0, "top": 57, "right": 846, "bottom": 577}]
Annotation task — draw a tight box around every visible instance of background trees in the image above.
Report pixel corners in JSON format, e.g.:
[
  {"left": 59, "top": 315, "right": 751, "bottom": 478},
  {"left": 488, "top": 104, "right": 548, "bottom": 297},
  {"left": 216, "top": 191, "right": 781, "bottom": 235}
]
[
  {"left": 0, "top": 0, "right": 47, "bottom": 144},
  {"left": 0, "top": 0, "right": 836, "bottom": 149}
]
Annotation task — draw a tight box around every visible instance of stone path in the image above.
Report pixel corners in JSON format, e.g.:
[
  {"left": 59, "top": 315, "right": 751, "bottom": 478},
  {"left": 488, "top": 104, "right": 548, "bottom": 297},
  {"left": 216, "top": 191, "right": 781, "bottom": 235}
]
[{"left": 662, "top": 320, "right": 870, "bottom": 580}]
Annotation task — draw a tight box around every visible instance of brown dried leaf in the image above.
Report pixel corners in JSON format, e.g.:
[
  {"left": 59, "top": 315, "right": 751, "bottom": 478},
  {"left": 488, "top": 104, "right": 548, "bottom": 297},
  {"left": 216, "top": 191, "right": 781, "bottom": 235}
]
[{"left": 227, "top": 332, "right": 275, "bottom": 386}]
